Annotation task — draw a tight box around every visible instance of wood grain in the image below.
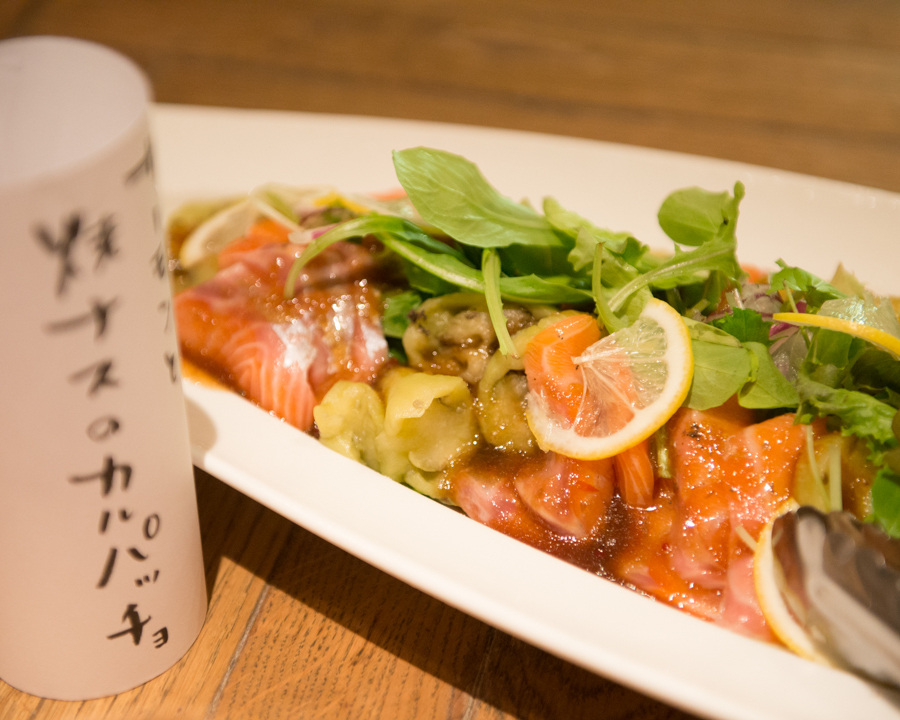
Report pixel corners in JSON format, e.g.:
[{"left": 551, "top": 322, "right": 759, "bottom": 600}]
[
  {"left": 6, "top": 0, "right": 900, "bottom": 191},
  {"left": 2, "top": 2, "right": 897, "bottom": 717}
]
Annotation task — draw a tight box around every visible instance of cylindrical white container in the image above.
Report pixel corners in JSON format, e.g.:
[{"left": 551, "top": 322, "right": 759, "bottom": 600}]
[{"left": 0, "top": 36, "right": 207, "bottom": 700}]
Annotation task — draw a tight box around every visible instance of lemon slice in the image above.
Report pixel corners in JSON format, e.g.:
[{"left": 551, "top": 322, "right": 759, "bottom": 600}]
[
  {"left": 178, "top": 195, "right": 302, "bottom": 268},
  {"left": 772, "top": 311, "right": 900, "bottom": 359},
  {"left": 754, "top": 501, "right": 833, "bottom": 665},
  {"left": 525, "top": 298, "right": 693, "bottom": 460}
]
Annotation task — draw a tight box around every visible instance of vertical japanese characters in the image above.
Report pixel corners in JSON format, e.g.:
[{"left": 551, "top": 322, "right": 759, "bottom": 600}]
[{"left": 35, "top": 144, "right": 176, "bottom": 651}]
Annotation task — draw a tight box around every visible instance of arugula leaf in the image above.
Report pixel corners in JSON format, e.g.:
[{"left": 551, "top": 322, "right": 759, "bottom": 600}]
[
  {"left": 684, "top": 317, "right": 742, "bottom": 347},
  {"left": 713, "top": 308, "right": 774, "bottom": 345},
  {"left": 739, "top": 342, "right": 800, "bottom": 409},
  {"left": 591, "top": 242, "right": 627, "bottom": 332},
  {"left": 378, "top": 235, "right": 594, "bottom": 305},
  {"left": 401, "top": 260, "right": 459, "bottom": 296},
  {"left": 686, "top": 341, "right": 751, "bottom": 411},
  {"left": 543, "top": 196, "right": 639, "bottom": 275},
  {"left": 769, "top": 260, "right": 845, "bottom": 309},
  {"left": 392, "top": 147, "right": 561, "bottom": 249},
  {"left": 800, "top": 326, "right": 866, "bottom": 390},
  {"left": 850, "top": 349, "right": 900, "bottom": 397},
  {"left": 609, "top": 236, "right": 743, "bottom": 313},
  {"left": 871, "top": 468, "right": 900, "bottom": 538},
  {"left": 809, "top": 328, "right": 861, "bottom": 371},
  {"left": 381, "top": 290, "right": 422, "bottom": 338},
  {"left": 482, "top": 249, "right": 517, "bottom": 356},
  {"left": 683, "top": 318, "right": 751, "bottom": 410},
  {"left": 657, "top": 182, "right": 745, "bottom": 246},
  {"left": 284, "top": 212, "right": 585, "bottom": 302},
  {"left": 682, "top": 319, "right": 796, "bottom": 410},
  {"left": 284, "top": 214, "right": 468, "bottom": 298},
  {"left": 796, "top": 373, "right": 899, "bottom": 463},
  {"left": 494, "top": 273, "right": 593, "bottom": 305},
  {"left": 498, "top": 242, "right": 575, "bottom": 277},
  {"left": 544, "top": 196, "right": 634, "bottom": 253}
]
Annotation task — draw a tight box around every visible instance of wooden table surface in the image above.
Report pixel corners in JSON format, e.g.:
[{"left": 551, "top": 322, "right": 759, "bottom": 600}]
[{"left": 3, "top": 2, "right": 900, "bottom": 719}]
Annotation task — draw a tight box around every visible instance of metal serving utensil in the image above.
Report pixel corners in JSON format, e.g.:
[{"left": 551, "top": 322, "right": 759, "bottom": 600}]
[{"left": 772, "top": 506, "right": 900, "bottom": 687}]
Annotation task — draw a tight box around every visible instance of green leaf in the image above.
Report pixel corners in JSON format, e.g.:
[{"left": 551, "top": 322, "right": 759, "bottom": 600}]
[
  {"left": 377, "top": 234, "right": 594, "bottom": 305},
  {"left": 497, "top": 242, "right": 575, "bottom": 277},
  {"left": 807, "top": 329, "right": 865, "bottom": 379},
  {"left": 682, "top": 318, "right": 749, "bottom": 410},
  {"left": 494, "top": 274, "right": 594, "bottom": 305},
  {"left": 544, "top": 196, "right": 633, "bottom": 251},
  {"left": 401, "top": 260, "right": 459, "bottom": 296},
  {"left": 769, "top": 261, "right": 845, "bottom": 310},
  {"left": 591, "top": 242, "right": 626, "bottom": 332},
  {"left": 382, "top": 290, "right": 422, "bottom": 338},
  {"left": 796, "top": 373, "right": 899, "bottom": 463},
  {"left": 683, "top": 317, "right": 743, "bottom": 347},
  {"left": 482, "top": 249, "right": 517, "bottom": 356},
  {"left": 657, "top": 182, "right": 745, "bottom": 246},
  {"left": 871, "top": 468, "right": 900, "bottom": 538},
  {"left": 609, "top": 237, "right": 743, "bottom": 313},
  {"left": 284, "top": 214, "right": 469, "bottom": 298},
  {"left": 393, "top": 147, "right": 561, "bottom": 249},
  {"left": 738, "top": 342, "right": 800, "bottom": 409},
  {"left": 543, "top": 196, "right": 637, "bottom": 274},
  {"left": 713, "top": 308, "right": 774, "bottom": 345},
  {"left": 850, "top": 349, "right": 900, "bottom": 397},
  {"left": 686, "top": 340, "right": 752, "bottom": 410}
]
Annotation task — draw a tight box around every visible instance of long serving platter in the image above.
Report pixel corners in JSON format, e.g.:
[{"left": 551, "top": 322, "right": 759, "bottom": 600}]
[{"left": 151, "top": 103, "right": 900, "bottom": 720}]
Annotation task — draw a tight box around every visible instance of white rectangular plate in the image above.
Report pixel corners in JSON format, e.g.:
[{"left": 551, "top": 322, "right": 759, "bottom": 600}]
[{"left": 151, "top": 103, "right": 900, "bottom": 720}]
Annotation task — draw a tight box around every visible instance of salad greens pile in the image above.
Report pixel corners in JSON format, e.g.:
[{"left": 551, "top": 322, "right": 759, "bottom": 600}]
[{"left": 285, "top": 146, "right": 900, "bottom": 534}]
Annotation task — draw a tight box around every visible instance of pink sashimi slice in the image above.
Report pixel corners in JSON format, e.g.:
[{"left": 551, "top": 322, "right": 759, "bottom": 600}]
[{"left": 175, "top": 240, "right": 388, "bottom": 431}]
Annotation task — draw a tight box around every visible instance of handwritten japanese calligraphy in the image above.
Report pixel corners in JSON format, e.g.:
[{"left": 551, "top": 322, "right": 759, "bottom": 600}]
[
  {"left": 46, "top": 297, "right": 118, "bottom": 339},
  {"left": 35, "top": 214, "right": 119, "bottom": 296}
]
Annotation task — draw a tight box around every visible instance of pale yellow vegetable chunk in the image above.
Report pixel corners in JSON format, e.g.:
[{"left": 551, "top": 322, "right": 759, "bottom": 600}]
[
  {"left": 314, "top": 381, "right": 385, "bottom": 471},
  {"left": 377, "top": 371, "right": 479, "bottom": 480}
]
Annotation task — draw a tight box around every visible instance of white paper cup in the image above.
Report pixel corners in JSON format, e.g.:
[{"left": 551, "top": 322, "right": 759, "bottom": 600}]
[{"left": 0, "top": 36, "right": 207, "bottom": 700}]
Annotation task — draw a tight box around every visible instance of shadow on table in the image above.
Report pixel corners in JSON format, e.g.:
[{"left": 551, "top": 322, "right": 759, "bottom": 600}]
[{"left": 195, "top": 470, "right": 699, "bottom": 720}]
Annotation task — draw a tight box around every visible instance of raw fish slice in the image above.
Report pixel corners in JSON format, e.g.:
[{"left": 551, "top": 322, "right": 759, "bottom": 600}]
[
  {"left": 450, "top": 452, "right": 614, "bottom": 547},
  {"left": 453, "top": 469, "right": 524, "bottom": 528},
  {"left": 175, "top": 278, "right": 326, "bottom": 430},
  {"left": 217, "top": 236, "right": 381, "bottom": 293},
  {"left": 718, "top": 551, "right": 774, "bottom": 641},
  {"left": 615, "top": 406, "right": 814, "bottom": 639},
  {"left": 514, "top": 453, "right": 615, "bottom": 539},
  {"left": 666, "top": 406, "right": 751, "bottom": 588},
  {"left": 175, "top": 239, "right": 388, "bottom": 431}
]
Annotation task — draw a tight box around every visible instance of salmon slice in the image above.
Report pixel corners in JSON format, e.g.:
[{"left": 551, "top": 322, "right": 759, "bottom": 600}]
[
  {"left": 667, "top": 405, "right": 753, "bottom": 587},
  {"left": 614, "top": 440, "right": 655, "bottom": 508},
  {"left": 613, "top": 405, "right": 818, "bottom": 638},
  {"left": 175, "top": 238, "right": 388, "bottom": 431},
  {"left": 514, "top": 453, "right": 615, "bottom": 538},
  {"left": 216, "top": 235, "right": 380, "bottom": 293},
  {"left": 523, "top": 314, "right": 601, "bottom": 424},
  {"left": 450, "top": 450, "right": 615, "bottom": 558}
]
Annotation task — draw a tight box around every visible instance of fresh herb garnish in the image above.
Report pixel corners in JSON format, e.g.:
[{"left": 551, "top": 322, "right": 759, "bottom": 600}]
[
  {"left": 277, "top": 146, "right": 900, "bottom": 537},
  {"left": 713, "top": 308, "right": 774, "bottom": 346},
  {"left": 657, "top": 182, "right": 745, "bottom": 246}
]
